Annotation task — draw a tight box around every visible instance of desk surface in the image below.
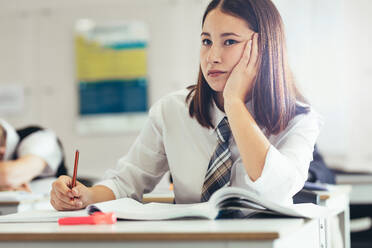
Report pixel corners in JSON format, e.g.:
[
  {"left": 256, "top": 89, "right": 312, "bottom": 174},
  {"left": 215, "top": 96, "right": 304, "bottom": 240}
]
[{"left": 0, "top": 218, "right": 307, "bottom": 241}]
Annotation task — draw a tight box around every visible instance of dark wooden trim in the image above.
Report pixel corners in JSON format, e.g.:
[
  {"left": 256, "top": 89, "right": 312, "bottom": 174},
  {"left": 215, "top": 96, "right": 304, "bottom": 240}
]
[
  {"left": 142, "top": 197, "right": 174, "bottom": 203},
  {"left": 0, "top": 202, "right": 20, "bottom": 206}
]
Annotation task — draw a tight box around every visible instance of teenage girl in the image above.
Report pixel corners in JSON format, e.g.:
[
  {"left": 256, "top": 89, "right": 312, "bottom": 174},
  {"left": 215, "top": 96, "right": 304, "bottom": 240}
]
[{"left": 50, "top": 0, "right": 322, "bottom": 210}]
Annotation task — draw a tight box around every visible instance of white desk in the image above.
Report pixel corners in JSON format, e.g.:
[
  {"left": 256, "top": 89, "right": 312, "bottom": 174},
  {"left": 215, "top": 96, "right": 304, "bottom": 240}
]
[
  {"left": 0, "top": 184, "right": 350, "bottom": 248},
  {"left": 0, "top": 218, "right": 324, "bottom": 248},
  {"left": 334, "top": 173, "right": 372, "bottom": 246}
]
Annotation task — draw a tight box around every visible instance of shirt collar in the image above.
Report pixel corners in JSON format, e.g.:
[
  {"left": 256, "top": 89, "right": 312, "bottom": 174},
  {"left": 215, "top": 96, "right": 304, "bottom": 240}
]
[
  {"left": 0, "top": 119, "right": 20, "bottom": 160},
  {"left": 209, "top": 98, "right": 254, "bottom": 135}
]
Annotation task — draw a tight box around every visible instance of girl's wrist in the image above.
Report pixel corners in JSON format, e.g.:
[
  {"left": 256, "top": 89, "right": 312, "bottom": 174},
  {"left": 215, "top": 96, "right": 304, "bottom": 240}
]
[
  {"left": 224, "top": 97, "right": 245, "bottom": 114},
  {"left": 86, "top": 186, "right": 96, "bottom": 205}
]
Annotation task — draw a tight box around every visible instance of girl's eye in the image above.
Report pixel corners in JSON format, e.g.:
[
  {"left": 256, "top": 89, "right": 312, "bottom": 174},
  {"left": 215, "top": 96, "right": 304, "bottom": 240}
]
[
  {"left": 202, "top": 39, "right": 212, "bottom": 46},
  {"left": 224, "top": 39, "right": 238, "bottom": 46}
]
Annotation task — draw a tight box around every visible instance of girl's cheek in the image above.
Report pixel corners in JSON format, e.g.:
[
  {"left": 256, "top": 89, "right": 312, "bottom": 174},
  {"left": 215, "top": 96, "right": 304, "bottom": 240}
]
[
  {"left": 200, "top": 49, "right": 207, "bottom": 62},
  {"left": 200, "top": 51, "right": 208, "bottom": 70}
]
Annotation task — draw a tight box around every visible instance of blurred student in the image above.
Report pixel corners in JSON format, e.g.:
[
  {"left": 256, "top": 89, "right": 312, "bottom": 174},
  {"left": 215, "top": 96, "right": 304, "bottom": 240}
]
[
  {"left": 0, "top": 119, "right": 65, "bottom": 191},
  {"left": 50, "top": 0, "right": 322, "bottom": 210}
]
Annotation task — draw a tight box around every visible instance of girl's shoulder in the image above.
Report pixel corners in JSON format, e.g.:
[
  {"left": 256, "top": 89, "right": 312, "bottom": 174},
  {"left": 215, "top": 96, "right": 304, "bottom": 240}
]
[
  {"left": 288, "top": 102, "right": 324, "bottom": 132},
  {"left": 268, "top": 103, "right": 323, "bottom": 141},
  {"left": 148, "top": 88, "right": 190, "bottom": 116},
  {"left": 161, "top": 88, "right": 190, "bottom": 102},
  {"left": 151, "top": 88, "right": 190, "bottom": 108}
]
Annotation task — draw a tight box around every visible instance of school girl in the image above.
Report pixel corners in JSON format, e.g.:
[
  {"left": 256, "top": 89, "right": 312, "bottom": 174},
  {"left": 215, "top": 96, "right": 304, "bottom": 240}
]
[{"left": 50, "top": 0, "right": 322, "bottom": 210}]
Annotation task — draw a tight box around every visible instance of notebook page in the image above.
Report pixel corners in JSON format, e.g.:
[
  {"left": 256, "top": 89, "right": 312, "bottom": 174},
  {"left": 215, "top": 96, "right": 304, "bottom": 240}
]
[{"left": 89, "top": 198, "right": 217, "bottom": 220}]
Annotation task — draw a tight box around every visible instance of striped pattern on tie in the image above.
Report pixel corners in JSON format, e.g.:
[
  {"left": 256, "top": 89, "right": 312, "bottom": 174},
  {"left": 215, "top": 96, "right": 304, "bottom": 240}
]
[{"left": 201, "top": 117, "right": 232, "bottom": 202}]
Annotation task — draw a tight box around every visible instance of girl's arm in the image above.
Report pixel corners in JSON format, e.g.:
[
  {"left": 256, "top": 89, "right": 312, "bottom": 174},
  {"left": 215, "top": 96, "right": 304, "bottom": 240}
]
[
  {"left": 223, "top": 33, "right": 270, "bottom": 181},
  {"left": 224, "top": 99, "right": 270, "bottom": 181}
]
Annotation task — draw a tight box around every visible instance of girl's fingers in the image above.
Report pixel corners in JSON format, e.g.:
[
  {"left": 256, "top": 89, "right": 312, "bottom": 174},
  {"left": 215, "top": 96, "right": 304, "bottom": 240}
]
[
  {"left": 50, "top": 197, "right": 59, "bottom": 210},
  {"left": 247, "top": 33, "right": 259, "bottom": 71},
  {"left": 71, "top": 184, "right": 89, "bottom": 208},
  {"left": 53, "top": 176, "right": 74, "bottom": 198},
  {"left": 51, "top": 176, "right": 81, "bottom": 210},
  {"left": 54, "top": 187, "right": 75, "bottom": 206},
  {"left": 240, "top": 39, "right": 252, "bottom": 67},
  {"left": 71, "top": 183, "right": 85, "bottom": 197},
  {"left": 50, "top": 176, "right": 87, "bottom": 211},
  {"left": 50, "top": 191, "right": 76, "bottom": 210}
]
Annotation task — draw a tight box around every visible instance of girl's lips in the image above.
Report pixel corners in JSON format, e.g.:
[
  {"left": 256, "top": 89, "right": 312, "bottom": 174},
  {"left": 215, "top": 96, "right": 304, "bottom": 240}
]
[{"left": 208, "top": 71, "right": 226, "bottom": 77}]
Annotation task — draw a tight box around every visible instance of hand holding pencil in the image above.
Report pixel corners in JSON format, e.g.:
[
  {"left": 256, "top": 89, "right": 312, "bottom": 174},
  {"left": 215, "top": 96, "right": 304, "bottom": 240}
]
[
  {"left": 50, "top": 149, "right": 116, "bottom": 211},
  {"left": 50, "top": 150, "right": 92, "bottom": 211}
]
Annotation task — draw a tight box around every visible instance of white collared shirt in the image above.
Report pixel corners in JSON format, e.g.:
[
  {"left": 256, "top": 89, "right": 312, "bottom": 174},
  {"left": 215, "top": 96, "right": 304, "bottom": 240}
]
[
  {"left": 0, "top": 119, "right": 62, "bottom": 177},
  {"left": 98, "top": 89, "right": 323, "bottom": 205}
]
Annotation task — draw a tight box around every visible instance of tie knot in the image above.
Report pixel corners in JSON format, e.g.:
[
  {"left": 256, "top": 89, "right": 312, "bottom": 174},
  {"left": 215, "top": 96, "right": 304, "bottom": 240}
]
[{"left": 216, "top": 117, "right": 231, "bottom": 143}]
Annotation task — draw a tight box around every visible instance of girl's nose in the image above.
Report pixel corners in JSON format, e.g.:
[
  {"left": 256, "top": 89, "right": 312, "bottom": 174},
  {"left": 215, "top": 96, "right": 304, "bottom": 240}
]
[{"left": 207, "top": 46, "right": 222, "bottom": 64}]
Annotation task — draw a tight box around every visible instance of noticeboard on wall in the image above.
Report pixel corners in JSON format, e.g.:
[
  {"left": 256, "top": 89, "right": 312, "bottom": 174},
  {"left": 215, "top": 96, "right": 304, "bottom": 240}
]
[{"left": 75, "top": 19, "right": 149, "bottom": 134}]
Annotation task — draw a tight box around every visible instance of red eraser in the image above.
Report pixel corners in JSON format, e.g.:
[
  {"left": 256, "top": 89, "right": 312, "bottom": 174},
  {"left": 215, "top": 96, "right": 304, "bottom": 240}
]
[{"left": 58, "top": 212, "right": 117, "bottom": 225}]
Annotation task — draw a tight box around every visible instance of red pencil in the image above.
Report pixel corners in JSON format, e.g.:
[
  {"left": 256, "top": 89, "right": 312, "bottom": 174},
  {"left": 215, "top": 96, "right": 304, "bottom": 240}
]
[{"left": 71, "top": 150, "right": 79, "bottom": 188}]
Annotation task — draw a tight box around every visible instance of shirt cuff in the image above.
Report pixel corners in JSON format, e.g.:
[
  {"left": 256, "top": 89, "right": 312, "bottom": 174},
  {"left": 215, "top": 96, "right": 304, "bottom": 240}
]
[{"left": 242, "top": 145, "right": 296, "bottom": 204}]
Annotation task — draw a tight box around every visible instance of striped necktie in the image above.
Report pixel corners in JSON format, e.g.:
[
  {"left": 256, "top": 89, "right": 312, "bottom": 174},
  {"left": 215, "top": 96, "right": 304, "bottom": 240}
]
[{"left": 201, "top": 117, "right": 233, "bottom": 202}]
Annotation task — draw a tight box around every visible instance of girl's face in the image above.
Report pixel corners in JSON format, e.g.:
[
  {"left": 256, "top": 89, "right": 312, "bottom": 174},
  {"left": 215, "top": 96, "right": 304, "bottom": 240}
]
[{"left": 200, "top": 9, "right": 255, "bottom": 92}]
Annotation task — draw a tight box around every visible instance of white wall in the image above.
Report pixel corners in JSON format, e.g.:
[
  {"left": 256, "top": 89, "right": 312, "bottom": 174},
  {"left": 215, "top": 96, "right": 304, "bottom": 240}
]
[
  {"left": 1, "top": 0, "right": 371, "bottom": 176},
  {"left": 274, "top": 0, "right": 372, "bottom": 171}
]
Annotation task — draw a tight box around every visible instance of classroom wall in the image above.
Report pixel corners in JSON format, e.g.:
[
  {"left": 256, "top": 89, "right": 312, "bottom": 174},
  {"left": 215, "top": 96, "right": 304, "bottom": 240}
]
[
  {"left": 274, "top": 0, "right": 372, "bottom": 171},
  {"left": 0, "top": 0, "right": 371, "bottom": 177},
  {"left": 0, "top": 0, "right": 209, "bottom": 178}
]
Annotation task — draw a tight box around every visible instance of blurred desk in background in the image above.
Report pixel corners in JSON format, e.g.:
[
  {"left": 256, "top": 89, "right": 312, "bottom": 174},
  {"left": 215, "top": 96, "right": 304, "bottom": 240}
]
[
  {"left": 334, "top": 172, "right": 372, "bottom": 248},
  {"left": 335, "top": 172, "right": 372, "bottom": 204}
]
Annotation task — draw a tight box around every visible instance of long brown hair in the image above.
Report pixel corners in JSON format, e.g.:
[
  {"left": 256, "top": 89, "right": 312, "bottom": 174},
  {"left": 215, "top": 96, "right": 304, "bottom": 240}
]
[{"left": 186, "top": 0, "right": 308, "bottom": 135}]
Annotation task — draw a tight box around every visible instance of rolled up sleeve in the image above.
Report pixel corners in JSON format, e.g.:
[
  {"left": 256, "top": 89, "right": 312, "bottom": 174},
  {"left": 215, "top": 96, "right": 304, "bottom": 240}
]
[{"left": 238, "top": 110, "right": 323, "bottom": 204}]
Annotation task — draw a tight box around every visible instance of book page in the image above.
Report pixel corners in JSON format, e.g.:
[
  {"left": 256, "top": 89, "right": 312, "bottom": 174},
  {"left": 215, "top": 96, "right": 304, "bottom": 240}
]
[
  {"left": 209, "top": 187, "right": 332, "bottom": 218},
  {"left": 88, "top": 198, "right": 218, "bottom": 220}
]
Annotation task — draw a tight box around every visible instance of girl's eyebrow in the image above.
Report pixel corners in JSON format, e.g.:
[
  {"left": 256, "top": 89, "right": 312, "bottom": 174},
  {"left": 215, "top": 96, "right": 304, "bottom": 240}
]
[
  {"left": 221, "top": 32, "right": 241, "bottom": 37},
  {"left": 200, "top": 32, "right": 241, "bottom": 37}
]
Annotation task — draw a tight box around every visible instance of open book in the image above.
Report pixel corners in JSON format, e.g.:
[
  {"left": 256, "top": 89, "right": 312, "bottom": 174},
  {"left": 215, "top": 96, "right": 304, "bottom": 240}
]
[
  {"left": 87, "top": 186, "right": 330, "bottom": 220},
  {"left": 0, "top": 186, "right": 331, "bottom": 223}
]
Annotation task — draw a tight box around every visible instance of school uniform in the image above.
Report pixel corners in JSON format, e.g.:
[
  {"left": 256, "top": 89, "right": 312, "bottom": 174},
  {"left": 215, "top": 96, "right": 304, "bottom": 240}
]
[
  {"left": 97, "top": 89, "right": 323, "bottom": 205},
  {"left": 0, "top": 119, "right": 63, "bottom": 178}
]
